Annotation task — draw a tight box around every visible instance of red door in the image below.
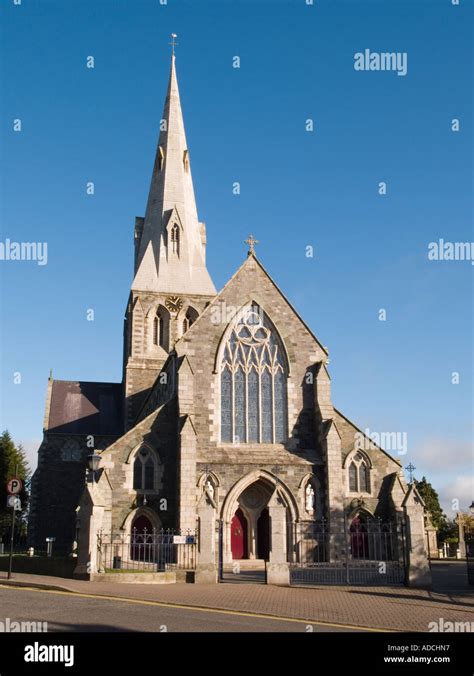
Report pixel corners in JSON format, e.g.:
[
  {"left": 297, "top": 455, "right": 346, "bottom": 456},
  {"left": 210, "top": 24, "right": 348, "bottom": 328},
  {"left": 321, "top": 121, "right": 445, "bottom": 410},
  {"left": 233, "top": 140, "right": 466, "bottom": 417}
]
[
  {"left": 231, "top": 509, "right": 248, "bottom": 559},
  {"left": 350, "top": 516, "right": 368, "bottom": 559}
]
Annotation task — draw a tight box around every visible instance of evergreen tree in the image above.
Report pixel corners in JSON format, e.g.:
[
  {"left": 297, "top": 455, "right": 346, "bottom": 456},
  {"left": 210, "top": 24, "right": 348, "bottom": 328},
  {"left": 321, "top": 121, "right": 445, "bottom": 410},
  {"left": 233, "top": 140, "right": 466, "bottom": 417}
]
[
  {"left": 0, "top": 431, "right": 30, "bottom": 544},
  {"left": 414, "top": 476, "right": 446, "bottom": 531}
]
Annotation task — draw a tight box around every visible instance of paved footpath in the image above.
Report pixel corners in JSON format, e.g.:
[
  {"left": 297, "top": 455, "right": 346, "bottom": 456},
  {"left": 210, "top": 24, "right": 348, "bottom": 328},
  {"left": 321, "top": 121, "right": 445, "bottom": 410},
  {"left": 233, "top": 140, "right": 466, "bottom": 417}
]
[{"left": 1, "top": 570, "right": 473, "bottom": 632}]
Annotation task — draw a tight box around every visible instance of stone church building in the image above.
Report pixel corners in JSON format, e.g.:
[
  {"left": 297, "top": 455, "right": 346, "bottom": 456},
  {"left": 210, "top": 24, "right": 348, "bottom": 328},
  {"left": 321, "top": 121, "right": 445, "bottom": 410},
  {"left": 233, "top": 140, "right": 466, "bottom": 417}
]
[{"left": 29, "top": 53, "right": 431, "bottom": 586}]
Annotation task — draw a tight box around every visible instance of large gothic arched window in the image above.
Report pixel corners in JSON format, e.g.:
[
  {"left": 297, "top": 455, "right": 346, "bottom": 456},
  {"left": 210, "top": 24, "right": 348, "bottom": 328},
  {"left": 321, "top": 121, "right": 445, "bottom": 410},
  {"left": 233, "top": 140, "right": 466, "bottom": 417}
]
[{"left": 220, "top": 304, "right": 288, "bottom": 444}]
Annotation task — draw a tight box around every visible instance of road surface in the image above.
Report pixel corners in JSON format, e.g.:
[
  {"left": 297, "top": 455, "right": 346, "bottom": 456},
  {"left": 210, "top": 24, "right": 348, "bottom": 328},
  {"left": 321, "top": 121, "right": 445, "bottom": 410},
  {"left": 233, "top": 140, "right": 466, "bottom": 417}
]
[{"left": 0, "top": 585, "right": 363, "bottom": 632}]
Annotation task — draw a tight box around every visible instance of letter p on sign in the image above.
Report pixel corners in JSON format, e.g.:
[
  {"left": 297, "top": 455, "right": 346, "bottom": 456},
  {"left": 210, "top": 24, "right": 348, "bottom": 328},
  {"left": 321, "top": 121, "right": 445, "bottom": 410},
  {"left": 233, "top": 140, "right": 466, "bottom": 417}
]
[{"left": 7, "top": 478, "right": 23, "bottom": 495}]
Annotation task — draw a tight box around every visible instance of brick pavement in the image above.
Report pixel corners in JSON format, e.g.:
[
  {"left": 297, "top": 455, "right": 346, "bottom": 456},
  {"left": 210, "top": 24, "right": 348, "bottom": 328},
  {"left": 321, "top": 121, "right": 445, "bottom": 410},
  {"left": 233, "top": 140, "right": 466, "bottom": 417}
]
[{"left": 1, "top": 572, "right": 472, "bottom": 632}]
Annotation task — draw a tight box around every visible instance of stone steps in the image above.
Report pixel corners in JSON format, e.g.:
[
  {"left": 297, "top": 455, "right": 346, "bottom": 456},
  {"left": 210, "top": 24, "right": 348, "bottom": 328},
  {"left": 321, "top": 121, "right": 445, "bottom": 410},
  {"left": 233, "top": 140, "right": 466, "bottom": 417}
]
[{"left": 223, "top": 559, "right": 266, "bottom": 571}]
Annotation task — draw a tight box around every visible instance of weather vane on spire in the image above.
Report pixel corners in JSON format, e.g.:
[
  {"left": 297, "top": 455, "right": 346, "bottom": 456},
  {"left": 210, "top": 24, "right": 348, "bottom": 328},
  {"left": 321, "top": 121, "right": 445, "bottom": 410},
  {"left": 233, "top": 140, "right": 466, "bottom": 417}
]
[
  {"left": 245, "top": 234, "right": 259, "bottom": 256},
  {"left": 170, "top": 33, "right": 178, "bottom": 56}
]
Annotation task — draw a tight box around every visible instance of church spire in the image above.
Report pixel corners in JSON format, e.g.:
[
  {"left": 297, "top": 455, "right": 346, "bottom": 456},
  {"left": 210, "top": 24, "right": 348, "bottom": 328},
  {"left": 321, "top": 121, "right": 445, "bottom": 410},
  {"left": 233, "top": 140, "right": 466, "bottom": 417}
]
[{"left": 132, "top": 46, "right": 216, "bottom": 296}]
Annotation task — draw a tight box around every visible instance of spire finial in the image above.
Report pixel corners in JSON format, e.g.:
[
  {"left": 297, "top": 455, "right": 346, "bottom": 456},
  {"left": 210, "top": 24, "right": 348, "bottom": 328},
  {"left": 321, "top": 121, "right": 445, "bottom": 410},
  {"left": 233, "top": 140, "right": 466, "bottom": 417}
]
[
  {"left": 245, "top": 234, "right": 259, "bottom": 256},
  {"left": 169, "top": 33, "right": 178, "bottom": 57}
]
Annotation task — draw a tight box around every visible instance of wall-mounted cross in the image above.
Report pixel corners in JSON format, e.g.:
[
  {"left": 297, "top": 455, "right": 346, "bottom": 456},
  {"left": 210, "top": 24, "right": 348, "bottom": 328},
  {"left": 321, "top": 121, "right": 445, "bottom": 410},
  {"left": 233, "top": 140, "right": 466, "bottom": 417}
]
[
  {"left": 245, "top": 234, "right": 259, "bottom": 256},
  {"left": 405, "top": 462, "right": 416, "bottom": 483}
]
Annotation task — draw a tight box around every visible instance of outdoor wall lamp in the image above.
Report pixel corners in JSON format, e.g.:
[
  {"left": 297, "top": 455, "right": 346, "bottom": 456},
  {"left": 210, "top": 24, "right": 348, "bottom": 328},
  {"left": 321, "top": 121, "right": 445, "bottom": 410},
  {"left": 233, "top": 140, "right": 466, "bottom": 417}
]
[{"left": 87, "top": 453, "right": 101, "bottom": 483}]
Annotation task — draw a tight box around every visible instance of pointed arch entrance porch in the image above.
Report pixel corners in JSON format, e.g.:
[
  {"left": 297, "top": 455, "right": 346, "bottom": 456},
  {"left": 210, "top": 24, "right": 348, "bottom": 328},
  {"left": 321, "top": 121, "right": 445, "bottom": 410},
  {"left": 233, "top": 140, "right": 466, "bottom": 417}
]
[{"left": 221, "top": 470, "right": 298, "bottom": 565}]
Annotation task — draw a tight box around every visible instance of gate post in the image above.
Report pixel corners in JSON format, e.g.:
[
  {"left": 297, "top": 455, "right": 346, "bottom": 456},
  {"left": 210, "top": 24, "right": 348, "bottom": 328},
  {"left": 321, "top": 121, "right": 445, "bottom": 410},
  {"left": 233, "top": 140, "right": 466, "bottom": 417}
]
[
  {"left": 456, "top": 513, "right": 467, "bottom": 558},
  {"left": 217, "top": 520, "right": 224, "bottom": 581},
  {"left": 195, "top": 493, "right": 218, "bottom": 583},
  {"left": 266, "top": 491, "right": 290, "bottom": 585},
  {"left": 74, "top": 484, "right": 105, "bottom": 579},
  {"left": 321, "top": 418, "right": 345, "bottom": 561},
  {"left": 403, "top": 486, "right": 432, "bottom": 589}
]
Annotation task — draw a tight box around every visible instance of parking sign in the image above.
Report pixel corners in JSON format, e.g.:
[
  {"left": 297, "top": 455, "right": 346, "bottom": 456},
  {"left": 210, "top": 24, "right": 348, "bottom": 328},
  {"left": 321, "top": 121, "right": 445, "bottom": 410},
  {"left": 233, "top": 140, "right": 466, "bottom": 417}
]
[{"left": 7, "top": 478, "right": 23, "bottom": 495}]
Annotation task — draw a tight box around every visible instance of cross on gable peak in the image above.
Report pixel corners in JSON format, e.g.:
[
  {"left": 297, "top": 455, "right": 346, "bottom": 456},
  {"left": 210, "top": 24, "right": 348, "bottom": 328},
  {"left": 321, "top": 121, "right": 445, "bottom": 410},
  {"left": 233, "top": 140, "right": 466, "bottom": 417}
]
[{"left": 245, "top": 234, "right": 259, "bottom": 256}]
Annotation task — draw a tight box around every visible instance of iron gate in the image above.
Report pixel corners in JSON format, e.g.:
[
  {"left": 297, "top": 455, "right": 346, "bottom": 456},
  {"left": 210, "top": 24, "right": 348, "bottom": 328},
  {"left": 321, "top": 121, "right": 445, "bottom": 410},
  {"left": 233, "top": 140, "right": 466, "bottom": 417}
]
[
  {"left": 97, "top": 528, "right": 197, "bottom": 572},
  {"left": 288, "top": 518, "right": 407, "bottom": 586}
]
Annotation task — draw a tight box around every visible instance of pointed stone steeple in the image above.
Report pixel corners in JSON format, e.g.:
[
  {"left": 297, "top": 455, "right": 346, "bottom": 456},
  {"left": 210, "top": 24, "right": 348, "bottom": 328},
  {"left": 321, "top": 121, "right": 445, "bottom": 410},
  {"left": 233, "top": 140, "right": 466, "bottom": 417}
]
[{"left": 133, "top": 55, "right": 216, "bottom": 296}]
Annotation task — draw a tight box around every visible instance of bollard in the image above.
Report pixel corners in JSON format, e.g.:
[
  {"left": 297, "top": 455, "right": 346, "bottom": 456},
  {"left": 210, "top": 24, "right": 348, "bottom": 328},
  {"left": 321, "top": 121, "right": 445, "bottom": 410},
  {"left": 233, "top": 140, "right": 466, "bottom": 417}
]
[{"left": 45, "top": 537, "right": 55, "bottom": 557}]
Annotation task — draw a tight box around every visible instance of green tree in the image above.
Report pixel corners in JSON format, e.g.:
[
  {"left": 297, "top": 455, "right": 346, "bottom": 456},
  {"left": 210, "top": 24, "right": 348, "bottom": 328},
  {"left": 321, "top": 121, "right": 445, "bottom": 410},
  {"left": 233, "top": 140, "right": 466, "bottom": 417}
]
[
  {"left": 438, "top": 518, "right": 458, "bottom": 544},
  {"left": 0, "top": 431, "right": 31, "bottom": 544},
  {"left": 414, "top": 476, "right": 447, "bottom": 531}
]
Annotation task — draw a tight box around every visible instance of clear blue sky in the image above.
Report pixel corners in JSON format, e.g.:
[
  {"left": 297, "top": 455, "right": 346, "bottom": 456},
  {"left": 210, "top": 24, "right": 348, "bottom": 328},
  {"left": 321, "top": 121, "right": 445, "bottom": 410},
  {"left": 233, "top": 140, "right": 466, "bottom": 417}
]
[{"left": 0, "top": 0, "right": 472, "bottom": 514}]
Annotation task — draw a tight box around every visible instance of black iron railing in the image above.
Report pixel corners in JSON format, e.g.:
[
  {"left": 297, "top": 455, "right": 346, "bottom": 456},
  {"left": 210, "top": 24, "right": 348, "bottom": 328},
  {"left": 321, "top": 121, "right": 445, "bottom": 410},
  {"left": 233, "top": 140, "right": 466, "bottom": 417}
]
[
  {"left": 97, "top": 528, "right": 197, "bottom": 572},
  {"left": 287, "top": 518, "right": 406, "bottom": 586}
]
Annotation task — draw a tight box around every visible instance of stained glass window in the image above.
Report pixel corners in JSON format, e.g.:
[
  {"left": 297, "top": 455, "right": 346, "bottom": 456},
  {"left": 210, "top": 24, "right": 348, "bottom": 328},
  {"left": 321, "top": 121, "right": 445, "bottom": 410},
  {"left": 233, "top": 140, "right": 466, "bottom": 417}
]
[
  {"left": 220, "top": 303, "right": 288, "bottom": 443},
  {"left": 234, "top": 367, "right": 245, "bottom": 443},
  {"left": 261, "top": 370, "right": 272, "bottom": 442},
  {"left": 274, "top": 370, "right": 287, "bottom": 443},
  {"left": 348, "top": 453, "right": 371, "bottom": 493},
  {"left": 247, "top": 369, "right": 259, "bottom": 442},
  {"left": 221, "top": 367, "right": 232, "bottom": 442}
]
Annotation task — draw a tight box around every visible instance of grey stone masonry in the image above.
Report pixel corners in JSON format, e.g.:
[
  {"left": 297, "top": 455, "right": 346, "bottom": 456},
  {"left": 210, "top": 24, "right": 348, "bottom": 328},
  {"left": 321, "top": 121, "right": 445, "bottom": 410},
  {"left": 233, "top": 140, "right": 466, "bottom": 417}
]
[
  {"left": 34, "top": 51, "right": 433, "bottom": 588},
  {"left": 123, "top": 292, "right": 213, "bottom": 429}
]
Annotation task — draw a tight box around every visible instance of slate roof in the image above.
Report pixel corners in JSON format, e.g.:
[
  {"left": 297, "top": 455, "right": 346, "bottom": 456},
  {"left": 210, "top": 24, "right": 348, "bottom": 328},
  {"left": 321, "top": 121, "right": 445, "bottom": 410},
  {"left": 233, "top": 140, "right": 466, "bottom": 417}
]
[{"left": 48, "top": 380, "right": 123, "bottom": 435}]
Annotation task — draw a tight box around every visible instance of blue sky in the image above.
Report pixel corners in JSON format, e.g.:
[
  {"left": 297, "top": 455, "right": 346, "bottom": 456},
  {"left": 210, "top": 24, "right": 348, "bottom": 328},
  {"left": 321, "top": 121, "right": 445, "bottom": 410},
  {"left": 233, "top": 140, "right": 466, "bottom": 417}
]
[{"left": 0, "top": 0, "right": 472, "bottom": 514}]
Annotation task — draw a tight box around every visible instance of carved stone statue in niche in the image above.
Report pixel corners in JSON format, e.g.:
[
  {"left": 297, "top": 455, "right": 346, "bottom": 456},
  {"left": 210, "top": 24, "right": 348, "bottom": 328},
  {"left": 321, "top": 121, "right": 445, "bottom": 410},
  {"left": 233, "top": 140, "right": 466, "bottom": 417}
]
[
  {"left": 305, "top": 484, "right": 315, "bottom": 512},
  {"left": 205, "top": 479, "right": 214, "bottom": 500}
]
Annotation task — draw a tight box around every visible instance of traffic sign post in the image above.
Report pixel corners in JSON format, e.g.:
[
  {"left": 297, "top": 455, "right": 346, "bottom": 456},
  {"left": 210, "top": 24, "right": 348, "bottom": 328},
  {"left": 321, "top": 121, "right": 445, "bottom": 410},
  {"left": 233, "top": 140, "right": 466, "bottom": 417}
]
[{"left": 7, "top": 476, "right": 22, "bottom": 580}]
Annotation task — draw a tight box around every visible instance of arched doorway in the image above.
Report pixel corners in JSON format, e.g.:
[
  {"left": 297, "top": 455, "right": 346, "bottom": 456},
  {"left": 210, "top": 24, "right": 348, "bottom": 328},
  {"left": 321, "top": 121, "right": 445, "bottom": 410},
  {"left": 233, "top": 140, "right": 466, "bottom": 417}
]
[
  {"left": 131, "top": 514, "right": 153, "bottom": 561},
  {"left": 221, "top": 471, "right": 299, "bottom": 566},
  {"left": 257, "top": 508, "right": 270, "bottom": 560},
  {"left": 350, "top": 514, "right": 369, "bottom": 559},
  {"left": 231, "top": 509, "right": 248, "bottom": 559}
]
